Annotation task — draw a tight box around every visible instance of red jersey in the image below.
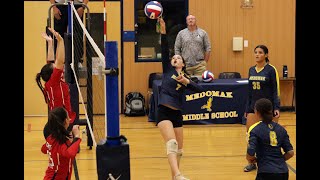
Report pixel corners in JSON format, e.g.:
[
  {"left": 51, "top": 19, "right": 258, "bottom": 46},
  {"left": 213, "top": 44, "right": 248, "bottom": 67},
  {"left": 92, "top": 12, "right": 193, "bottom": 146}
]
[
  {"left": 41, "top": 135, "right": 81, "bottom": 180},
  {"left": 45, "top": 68, "right": 76, "bottom": 124}
]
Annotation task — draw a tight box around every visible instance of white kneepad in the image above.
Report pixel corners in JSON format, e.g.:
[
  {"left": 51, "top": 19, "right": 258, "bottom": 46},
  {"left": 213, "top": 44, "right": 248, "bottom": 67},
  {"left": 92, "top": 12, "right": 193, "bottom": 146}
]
[{"left": 166, "top": 139, "right": 178, "bottom": 155}]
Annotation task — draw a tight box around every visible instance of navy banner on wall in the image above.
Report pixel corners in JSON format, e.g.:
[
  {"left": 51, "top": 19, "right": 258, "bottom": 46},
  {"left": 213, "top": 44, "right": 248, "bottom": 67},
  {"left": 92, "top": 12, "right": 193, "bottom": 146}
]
[{"left": 149, "top": 79, "right": 249, "bottom": 125}]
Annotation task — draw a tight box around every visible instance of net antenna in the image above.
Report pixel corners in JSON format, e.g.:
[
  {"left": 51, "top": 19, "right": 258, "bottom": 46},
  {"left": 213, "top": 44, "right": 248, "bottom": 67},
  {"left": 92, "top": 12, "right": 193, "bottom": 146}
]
[{"left": 104, "top": 0, "right": 107, "bottom": 44}]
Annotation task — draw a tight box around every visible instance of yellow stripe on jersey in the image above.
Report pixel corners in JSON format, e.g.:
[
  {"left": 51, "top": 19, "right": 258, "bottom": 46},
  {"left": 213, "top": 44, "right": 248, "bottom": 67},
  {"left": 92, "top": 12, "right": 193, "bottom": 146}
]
[
  {"left": 269, "top": 64, "right": 281, "bottom": 97},
  {"left": 247, "top": 121, "right": 262, "bottom": 142}
]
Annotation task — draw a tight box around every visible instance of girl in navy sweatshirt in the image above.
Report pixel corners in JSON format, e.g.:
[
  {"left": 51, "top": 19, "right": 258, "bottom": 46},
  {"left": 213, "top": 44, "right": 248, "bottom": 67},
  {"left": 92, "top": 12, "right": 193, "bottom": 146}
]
[{"left": 156, "top": 17, "right": 203, "bottom": 180}]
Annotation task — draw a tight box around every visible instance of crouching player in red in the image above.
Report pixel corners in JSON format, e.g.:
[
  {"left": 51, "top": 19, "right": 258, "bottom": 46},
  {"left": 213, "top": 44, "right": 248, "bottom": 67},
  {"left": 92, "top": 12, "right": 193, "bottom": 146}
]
[{"left": 41, "top": 107, "right": 81, "bottom": 180}]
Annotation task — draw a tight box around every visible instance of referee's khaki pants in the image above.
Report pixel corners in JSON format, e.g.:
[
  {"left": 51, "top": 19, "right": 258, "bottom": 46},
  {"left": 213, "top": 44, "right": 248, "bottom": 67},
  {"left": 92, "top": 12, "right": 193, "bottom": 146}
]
[{"left": 186, "top": 61, "right": 207, "bottom": 76}]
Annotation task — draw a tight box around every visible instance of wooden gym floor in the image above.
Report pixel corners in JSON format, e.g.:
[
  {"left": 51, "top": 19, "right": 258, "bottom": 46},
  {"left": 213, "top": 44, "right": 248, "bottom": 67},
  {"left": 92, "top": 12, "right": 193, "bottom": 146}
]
[{"left": 24, "top": 112, "right": 296, "bottom": 180}]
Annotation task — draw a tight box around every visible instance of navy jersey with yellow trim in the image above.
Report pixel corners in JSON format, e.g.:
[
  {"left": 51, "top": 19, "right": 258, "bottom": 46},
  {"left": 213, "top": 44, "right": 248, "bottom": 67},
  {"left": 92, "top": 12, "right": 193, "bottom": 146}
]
[
  {"left": 159, "top": 34, "right": 204, "bottom": 110},
  {"left": 247, "top": 121, "right": 293, "bottom": 174},
  {"left": 246, "top": 64, "right": 280, "bottom": 112}
]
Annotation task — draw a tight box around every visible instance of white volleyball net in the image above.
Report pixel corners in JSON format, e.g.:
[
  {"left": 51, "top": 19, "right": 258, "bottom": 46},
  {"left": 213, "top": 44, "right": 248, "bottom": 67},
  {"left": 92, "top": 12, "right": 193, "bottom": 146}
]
[{"left": 70, "top": 3, "right": 107, "bottom": 148}]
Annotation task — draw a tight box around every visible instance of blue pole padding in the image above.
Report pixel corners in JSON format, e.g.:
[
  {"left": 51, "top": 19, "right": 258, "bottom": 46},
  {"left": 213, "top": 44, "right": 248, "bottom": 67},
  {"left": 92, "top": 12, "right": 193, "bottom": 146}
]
[
  {"left": 68, "top": 2, "right": 72, "bottom": 34},
  {"left": 105, "top": 41, "right": 120, "bottom": 146}
]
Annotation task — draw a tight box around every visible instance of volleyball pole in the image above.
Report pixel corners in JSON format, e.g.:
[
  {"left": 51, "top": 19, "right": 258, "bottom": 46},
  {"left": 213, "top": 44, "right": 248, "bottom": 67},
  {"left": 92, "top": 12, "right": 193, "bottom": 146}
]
[{"left": 95, "top": 1, "right": 131, "bottom": 179}]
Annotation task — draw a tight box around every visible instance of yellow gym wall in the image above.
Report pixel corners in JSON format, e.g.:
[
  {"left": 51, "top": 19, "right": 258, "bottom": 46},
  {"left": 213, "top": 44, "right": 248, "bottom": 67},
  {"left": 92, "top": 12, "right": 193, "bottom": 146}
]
[
  {"left": 24, "top": 1, "right": 120, "bottom": 116},
  {"left": 25, "top": 0, "right": 295, "bottom": 116}
]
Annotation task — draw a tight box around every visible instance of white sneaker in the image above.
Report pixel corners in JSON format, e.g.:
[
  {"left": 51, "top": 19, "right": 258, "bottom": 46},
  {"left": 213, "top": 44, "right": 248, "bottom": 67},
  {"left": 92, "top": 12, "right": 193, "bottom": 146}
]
[{"left": 174, "top": 174, "right": 190, "bottom": 180}]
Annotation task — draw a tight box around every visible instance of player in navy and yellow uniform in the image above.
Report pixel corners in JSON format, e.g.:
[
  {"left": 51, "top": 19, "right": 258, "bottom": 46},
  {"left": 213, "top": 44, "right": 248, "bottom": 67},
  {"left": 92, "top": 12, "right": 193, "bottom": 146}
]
[
  {"left": 246, "top": 98, "right": 294, "bottom": 180},
  {"left": 244, "top": 45, "right": 281, "bottom": 172},
  {"left": 42, "top": 107, "right": 82, "bottom": 180},
  {"left": 156, "top": 18, "right": 203, "bottom": 180},
  {"left": 36, "top": 28, "right": 77, "bottom": 138}
]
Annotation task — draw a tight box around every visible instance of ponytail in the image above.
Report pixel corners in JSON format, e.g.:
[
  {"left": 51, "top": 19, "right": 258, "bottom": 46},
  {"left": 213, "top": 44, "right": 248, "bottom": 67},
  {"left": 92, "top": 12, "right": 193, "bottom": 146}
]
[
  {"left": 36, "top": 73, "right": 49, "bottom": 105},
  {"left": 265, "top": 57, "right": 270, "bottom": 63},
  {"left": 254, "top": 98, "right": 273, "bottom": 123},
  {"left": 261, "top": 111, "right": 273, "bottom": 123},
  {"left": 36, "top": 63, "right": 54, "bottom": 106}
]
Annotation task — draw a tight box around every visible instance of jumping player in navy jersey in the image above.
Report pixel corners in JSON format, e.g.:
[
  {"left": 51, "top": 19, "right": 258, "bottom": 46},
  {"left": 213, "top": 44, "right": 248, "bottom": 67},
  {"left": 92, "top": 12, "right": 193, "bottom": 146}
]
[
  {"left": 244, "top": 45, "right": 281, "bottom": 172},
  {"left": 157, "top": 17, "right": 204, "bottom": 180},
  {"left": 246, "top": 98, "right": 294, "bottom": 180},
  {"left": 42, "top": 107, "right": 81, "bottom": 180}
]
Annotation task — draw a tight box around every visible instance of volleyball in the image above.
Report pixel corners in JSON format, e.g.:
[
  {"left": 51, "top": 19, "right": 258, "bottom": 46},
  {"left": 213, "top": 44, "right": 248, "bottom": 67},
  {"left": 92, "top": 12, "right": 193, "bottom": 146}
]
[
  {"left": 144, "top": 1, "right": 163, "bottom": 19},
  {"left": 202, "top": 70, "right": 214, "bottom": 82}
]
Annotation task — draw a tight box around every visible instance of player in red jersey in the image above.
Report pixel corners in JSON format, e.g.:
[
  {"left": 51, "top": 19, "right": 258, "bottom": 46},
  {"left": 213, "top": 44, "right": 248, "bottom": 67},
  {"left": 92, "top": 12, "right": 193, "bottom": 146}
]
[
  {"left": 36, "top": 27, "right": 76, "bottom": 136},
  {"left": 42, "top": 107, "right": 81, "bottom": 180}
]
